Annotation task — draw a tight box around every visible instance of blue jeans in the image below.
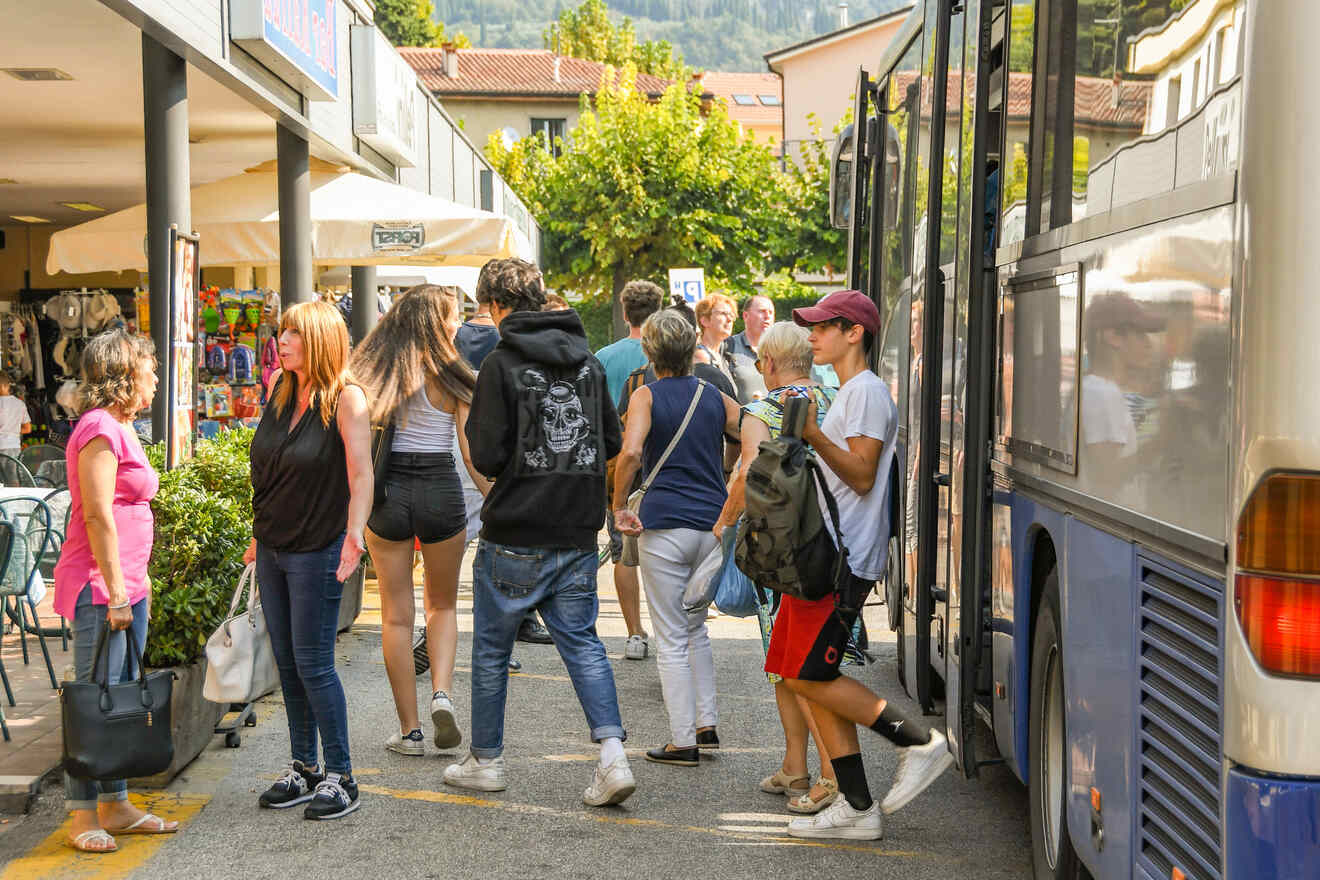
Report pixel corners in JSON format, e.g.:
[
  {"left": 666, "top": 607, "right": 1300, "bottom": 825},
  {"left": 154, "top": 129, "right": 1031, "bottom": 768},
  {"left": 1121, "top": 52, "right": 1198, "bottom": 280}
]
[
  {"left": 257, "top": 535, "right": 352, "bottom": 775},
  {"left": 470, "top": 541, "right": 626, "bottom": 758},
  {"left": 64, "top": 585, "right": 150, "bottom": 810}
]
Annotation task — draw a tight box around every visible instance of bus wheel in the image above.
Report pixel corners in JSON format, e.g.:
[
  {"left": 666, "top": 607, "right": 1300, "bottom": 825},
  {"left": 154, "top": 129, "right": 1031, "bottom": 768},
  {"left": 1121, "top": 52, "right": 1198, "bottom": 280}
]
[{"left": 1029, "top": 570, "right": 1081, "bottom": 879}]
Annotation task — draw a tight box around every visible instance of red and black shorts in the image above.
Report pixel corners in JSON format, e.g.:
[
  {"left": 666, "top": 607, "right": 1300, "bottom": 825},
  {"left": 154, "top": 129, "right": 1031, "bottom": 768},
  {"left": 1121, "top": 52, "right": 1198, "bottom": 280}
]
[{"left": 764, "top": 573, "right": 873, "bottom": 681}]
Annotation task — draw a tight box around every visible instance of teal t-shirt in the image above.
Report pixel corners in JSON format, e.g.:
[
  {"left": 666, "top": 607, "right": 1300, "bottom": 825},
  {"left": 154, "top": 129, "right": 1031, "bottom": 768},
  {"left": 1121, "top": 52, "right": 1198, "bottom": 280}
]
[{"left": 595, "top": 337, "right": 647, "bottom": 409}]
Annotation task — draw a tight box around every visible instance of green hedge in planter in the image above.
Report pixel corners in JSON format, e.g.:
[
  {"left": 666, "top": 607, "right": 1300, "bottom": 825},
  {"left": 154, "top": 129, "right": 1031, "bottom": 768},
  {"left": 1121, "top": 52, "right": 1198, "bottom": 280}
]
[{"left": 143, "top": 428, "right": 254, "bottom": 668}]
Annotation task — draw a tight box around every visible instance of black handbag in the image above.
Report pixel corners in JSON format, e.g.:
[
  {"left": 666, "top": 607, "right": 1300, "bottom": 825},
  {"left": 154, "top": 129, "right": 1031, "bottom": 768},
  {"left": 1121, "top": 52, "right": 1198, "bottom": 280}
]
[{"left": 60, "top": 625, "right": 176, "bottom": 781}]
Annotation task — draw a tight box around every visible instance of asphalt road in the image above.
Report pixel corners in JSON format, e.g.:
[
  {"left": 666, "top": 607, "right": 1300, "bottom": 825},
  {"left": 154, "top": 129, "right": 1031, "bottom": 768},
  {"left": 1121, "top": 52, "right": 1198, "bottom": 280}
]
[{"left": 0, "top": 554, "right": 1031, "bottom": 879}]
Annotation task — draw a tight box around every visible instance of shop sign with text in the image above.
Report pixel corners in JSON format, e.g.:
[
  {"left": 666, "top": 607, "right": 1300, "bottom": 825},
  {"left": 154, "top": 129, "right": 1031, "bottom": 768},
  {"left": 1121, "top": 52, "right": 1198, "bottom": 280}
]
[
  {"left": 351, "top": 25, "right": 420, "bottom": 167},
  {"left": 230, "top": 0, "right": 339, "bottom": 101}
]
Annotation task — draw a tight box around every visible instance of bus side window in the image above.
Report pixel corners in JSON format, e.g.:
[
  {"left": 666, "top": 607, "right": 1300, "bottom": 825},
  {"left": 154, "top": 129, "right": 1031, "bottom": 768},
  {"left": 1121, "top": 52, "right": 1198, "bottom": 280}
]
[
  {"left": 1039, "top": 0, "right": 1234, "bottom": 226},
  {"left": 998, "top": 0, "right": 1036, "bottom": 247}
]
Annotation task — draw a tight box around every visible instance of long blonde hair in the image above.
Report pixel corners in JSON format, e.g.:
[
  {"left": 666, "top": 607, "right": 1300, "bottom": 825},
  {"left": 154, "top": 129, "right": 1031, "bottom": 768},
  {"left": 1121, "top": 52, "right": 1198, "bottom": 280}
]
[
  {"left": 270, "top": 301, "right": 350, "bottom": 427},
  {"left": 348, "top": 284, "right": 476, "bottom": 425}
]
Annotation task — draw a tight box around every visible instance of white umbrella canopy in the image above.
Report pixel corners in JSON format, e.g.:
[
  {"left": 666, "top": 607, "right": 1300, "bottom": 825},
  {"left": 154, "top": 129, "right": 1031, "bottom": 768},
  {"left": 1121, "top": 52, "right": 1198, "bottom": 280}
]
[{"left": 47, "top": 159, "right": 523, "bottom": 275}]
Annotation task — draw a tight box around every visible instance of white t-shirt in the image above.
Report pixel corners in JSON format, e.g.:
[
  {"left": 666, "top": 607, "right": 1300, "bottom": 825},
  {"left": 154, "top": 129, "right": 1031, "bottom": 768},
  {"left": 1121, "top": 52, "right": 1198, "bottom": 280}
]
[
  {"left": 814, "top": 370, "right": 898, "bottom": 581},
  {"left": 0, "top": 395, "right": 28, "bottom": 449},
  {"left": 1080, "top": 374, "right": 1136, "bottom": 456}
]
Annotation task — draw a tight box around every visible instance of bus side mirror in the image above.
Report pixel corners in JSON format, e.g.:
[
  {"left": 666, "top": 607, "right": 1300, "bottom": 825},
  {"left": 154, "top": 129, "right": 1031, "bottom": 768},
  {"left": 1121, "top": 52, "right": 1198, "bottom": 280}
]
[{"left": 829, "top": 123, "right": 855, "bottom": 230}]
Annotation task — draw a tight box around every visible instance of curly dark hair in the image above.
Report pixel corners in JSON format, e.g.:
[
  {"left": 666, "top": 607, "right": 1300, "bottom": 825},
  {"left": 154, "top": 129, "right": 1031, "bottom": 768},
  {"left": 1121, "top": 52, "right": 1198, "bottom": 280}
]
[
  {"left": 620, "top": 280, "right": 664, "bottom": 328},
  {"left": 478, "top": 258, "right": 545, "bottom": 314}
]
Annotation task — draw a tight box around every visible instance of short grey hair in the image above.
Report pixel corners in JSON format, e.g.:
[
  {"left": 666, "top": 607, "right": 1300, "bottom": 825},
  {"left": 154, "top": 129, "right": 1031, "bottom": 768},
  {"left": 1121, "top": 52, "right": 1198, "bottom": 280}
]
[
  {"left": 756, "top": 322, "right": 814, "bottom": 379},
  {"left": 641, "top": 309, "right": 696, "bottom": 377}
]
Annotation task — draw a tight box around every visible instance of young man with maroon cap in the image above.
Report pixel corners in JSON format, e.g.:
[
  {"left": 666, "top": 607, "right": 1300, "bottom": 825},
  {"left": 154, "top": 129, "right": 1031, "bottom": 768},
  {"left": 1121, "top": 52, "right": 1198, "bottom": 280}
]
[{"left": 766, "top": 289, "right": 953, "bottom": 840}]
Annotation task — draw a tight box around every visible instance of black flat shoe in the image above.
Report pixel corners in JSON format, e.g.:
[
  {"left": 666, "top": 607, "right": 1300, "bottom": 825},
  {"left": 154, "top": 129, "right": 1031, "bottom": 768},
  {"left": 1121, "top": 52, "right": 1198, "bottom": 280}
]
[
  {"left": 696, "top": 729, "right": 720, "bottom": 750},
  {"left": 516, "top": 618, "right": 554, "bottom": 645},
  {"left": 644, "top": 744, "right": 699, "bottom": 766},
  {"left": 508, "top": 657, "right": 523, "bottom": 671}
]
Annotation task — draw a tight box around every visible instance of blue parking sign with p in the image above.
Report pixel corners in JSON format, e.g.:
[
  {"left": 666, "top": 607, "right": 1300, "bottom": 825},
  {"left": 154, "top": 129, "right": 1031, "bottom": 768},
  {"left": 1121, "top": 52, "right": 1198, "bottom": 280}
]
[{"left": 668, "top": 268, "right": 705, "bottom": 304}]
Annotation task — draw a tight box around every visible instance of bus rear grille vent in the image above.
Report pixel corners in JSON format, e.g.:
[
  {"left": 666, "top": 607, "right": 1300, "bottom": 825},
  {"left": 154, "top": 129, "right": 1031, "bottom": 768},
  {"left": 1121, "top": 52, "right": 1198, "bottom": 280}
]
[{"left": 1137, "top": 563, "right": 1223, "bottom": 880}]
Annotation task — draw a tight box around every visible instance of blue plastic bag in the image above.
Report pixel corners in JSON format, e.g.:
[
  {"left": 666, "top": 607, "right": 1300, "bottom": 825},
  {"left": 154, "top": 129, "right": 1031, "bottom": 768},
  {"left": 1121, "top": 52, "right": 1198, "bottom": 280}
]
[{"left": 711, "top": 521, "right": 760, "bottom": 618}]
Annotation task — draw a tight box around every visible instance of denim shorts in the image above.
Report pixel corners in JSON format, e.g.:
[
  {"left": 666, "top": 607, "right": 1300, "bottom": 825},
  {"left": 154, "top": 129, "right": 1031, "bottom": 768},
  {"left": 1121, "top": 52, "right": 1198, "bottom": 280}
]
[{"left": 368, "top": 452, "right": 466, "bottom": 544}]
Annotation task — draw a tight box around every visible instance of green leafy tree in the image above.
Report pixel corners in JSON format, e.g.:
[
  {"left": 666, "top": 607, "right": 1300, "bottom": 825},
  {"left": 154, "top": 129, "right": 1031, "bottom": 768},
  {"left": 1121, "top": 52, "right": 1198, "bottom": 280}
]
[
  {"left": 374, "top": 0, "right": 471, "bottom": 47},
  {"left": 488, "top": 65, "right": 791, "bottom": 338},
  {"left": 544, "top": 0, "right": 685, "bottom": 79}
]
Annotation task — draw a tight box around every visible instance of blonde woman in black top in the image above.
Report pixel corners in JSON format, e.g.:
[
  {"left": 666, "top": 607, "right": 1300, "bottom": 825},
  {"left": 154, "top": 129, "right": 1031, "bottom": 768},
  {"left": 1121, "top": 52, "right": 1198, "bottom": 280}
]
[{"left": 244, "top": 300, "right": 372, "bottom": 821}]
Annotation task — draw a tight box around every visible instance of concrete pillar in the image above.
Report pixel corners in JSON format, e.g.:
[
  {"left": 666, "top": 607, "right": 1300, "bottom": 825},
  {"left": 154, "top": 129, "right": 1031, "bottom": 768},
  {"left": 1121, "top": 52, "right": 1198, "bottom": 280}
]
[
  {"left": 277, "top": 124, "right": 313, "bottom": 304},
  {"left": 142, "top": 34, "right": 191, "bottom": 445},
  {"left": 350, "top": 266, "right": 378, "bottom": 343}
]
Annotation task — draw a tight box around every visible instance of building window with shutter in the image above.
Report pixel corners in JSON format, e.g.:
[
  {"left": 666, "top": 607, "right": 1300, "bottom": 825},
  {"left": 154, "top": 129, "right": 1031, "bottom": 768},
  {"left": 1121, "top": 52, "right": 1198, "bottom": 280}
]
[{"left": 530, "top": 118, "right": 566, "bottom": 156}]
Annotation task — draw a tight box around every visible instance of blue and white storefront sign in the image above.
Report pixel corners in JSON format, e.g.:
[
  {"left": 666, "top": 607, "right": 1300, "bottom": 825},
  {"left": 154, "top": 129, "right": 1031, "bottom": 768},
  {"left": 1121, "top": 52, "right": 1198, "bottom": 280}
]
[
  {"left": 351, "top": 25, "right": 420, "bottom": 167},
  {"left": 668, "top": 267, "right": 706, "bottom": 303},
  {"left": 230, "top": 0, "right": 340, "bottom": 101}
]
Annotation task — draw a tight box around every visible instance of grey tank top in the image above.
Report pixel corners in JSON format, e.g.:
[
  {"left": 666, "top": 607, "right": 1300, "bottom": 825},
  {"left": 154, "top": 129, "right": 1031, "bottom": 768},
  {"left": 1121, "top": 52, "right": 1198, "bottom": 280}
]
[{"left": 392, "top": 386, "right": 456, "bottom": 453}]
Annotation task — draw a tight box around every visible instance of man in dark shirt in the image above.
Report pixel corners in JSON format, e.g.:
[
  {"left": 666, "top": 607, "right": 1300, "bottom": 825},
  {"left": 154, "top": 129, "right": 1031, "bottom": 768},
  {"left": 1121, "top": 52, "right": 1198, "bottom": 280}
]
[{"left": 450, "top": 258, "right": 636, "bottom": 808}]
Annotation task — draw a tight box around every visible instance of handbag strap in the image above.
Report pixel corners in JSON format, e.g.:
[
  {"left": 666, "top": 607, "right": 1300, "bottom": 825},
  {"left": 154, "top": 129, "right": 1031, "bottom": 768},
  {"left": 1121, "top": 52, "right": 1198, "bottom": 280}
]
[
  {"left": 225, "top": 562, "right": 259, "bottom": 619},
  {"left": 88, "top": 614, "right": 150, "bottom": 690},
  {"left": 637, "top": 379, "right": 706, "bottom": 497}
]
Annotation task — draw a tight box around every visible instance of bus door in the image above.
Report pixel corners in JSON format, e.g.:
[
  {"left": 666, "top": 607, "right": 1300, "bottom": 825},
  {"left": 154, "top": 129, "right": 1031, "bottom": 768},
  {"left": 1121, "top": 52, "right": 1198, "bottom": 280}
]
[
  {"left": 943, "top": 0, "right": 1000, "bottom": 776},
  {"left": 906, "top": 0, "right": 960, "bottom": 716}
]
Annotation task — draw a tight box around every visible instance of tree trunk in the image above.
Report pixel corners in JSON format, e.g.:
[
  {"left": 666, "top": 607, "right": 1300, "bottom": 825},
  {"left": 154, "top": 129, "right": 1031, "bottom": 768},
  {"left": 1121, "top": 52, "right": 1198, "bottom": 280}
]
[{"left": 611, "top": 264, "right": 628, "bottom": 342}]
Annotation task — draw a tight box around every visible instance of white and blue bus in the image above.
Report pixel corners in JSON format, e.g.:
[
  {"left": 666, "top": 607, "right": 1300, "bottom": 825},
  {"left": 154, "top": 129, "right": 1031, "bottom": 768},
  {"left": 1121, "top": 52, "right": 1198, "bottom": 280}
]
[{"left": 828, "top": 1, "right": 1318, "bottom": 877}]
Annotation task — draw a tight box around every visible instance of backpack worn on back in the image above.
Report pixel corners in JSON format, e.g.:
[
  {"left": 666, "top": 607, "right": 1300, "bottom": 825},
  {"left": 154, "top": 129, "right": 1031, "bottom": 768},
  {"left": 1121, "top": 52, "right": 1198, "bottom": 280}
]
[{"left": 735, "top": 396, "right": 851, "bottom": 603}]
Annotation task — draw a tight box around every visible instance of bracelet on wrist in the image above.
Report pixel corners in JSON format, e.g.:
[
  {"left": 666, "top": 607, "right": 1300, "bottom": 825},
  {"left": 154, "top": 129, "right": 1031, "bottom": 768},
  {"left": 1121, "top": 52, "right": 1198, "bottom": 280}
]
[{"left": 108, "top": 601, "right": 131, "bottom": 610}]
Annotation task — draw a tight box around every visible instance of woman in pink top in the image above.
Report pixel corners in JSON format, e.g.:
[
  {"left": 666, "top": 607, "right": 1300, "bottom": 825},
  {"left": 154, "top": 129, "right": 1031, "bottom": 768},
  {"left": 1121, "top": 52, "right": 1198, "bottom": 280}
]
[{"left": 52, "top": 329, "right": 178, "bottom": 853}]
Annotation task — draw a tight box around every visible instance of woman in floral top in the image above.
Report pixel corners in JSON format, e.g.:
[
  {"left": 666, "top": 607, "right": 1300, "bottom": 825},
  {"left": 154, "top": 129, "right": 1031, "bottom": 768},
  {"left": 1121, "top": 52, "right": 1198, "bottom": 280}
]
[{"left": 713, "top": 322, "right": 860, "bottom": 816}]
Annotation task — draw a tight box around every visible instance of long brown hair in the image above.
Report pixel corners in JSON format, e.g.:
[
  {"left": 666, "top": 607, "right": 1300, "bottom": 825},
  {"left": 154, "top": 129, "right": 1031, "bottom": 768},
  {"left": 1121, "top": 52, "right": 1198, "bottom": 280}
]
[
  {"left": 271, "top": 301, "right": 350, "bottom": 427},
  {"left": 349, "top": 284, "right": 476, "bottom": 425}
]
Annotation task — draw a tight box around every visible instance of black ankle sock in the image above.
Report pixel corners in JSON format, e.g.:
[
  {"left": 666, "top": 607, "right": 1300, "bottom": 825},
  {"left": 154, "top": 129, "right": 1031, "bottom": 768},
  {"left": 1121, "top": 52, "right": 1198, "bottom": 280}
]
[
  {"left": 869, "top": 703, "right": 932, "bottom": 747},
  {"left": 830, "top": 753, "right": 873, "bottom": 811}
]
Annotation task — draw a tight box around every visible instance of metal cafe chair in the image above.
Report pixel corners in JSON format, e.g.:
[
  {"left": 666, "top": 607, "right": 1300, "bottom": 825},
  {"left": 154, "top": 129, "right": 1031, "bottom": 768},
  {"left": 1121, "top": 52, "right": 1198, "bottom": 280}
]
[
  {"left": 20, "top": 445, "right": 67, "bottom": 489},
  {"left": 0, "top": 497, "right": 58, "bottom": 690},
  {"left": 0, "top": 520, "right": 18, "bottom": 711},
  {"left": 0, "top": 454, "right": 35, "bottom": 489}
]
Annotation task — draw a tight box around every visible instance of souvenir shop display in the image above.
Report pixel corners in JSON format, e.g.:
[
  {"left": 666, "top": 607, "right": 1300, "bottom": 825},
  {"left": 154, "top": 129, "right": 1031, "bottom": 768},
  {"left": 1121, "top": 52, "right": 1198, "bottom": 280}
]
[{"left": 195, "top": 286, "right": 281, "bottom": 434}]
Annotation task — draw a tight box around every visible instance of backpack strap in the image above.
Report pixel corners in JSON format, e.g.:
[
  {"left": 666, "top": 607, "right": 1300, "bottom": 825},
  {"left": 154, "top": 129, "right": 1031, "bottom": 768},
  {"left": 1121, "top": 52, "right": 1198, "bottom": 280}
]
[{"left": 636, "top": 379, "right": 707, "bottom": 497}]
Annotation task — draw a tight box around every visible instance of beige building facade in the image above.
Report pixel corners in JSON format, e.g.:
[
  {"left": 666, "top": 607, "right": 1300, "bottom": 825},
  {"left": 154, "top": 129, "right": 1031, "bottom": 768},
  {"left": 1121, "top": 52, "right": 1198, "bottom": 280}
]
[{"left": 765, "top": 7, "right": 913, "bottom": 157}]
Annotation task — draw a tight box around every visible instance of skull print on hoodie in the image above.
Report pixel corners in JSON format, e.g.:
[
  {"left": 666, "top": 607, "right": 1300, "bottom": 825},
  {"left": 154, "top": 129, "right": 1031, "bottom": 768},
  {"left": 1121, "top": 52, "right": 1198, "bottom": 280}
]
[{"left": 465, "top": 308, "right": 622, "bottom": 550}]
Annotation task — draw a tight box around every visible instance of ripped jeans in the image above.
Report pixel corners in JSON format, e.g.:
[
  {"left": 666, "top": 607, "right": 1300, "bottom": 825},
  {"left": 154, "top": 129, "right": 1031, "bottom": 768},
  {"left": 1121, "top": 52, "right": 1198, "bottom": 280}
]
[{"left": 468, "top": 541, "right": 625, "bottom": 759}]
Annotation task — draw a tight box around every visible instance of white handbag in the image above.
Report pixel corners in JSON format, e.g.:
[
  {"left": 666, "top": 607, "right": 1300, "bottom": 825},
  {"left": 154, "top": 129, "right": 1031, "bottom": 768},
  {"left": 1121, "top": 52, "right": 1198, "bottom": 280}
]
[{"left": 203, "top": 563, "right": 279, "bottom": 704}]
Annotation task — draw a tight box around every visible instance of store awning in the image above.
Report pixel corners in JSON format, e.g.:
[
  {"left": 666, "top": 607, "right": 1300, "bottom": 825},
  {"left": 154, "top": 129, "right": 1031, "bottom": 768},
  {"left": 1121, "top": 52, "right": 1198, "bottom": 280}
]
[{"left": 46, "top": 159, "right": 529, "bottom": 275}]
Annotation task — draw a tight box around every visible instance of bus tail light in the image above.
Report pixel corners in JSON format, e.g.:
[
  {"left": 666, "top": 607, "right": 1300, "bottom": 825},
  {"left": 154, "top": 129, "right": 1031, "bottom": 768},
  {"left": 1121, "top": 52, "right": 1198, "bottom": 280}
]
[
  {"left": 1234, "top": 574, "right": 1320, "bottom": 678},
  {"left": 1235, "top": 473, "right": 1320, "bottom": 678}
]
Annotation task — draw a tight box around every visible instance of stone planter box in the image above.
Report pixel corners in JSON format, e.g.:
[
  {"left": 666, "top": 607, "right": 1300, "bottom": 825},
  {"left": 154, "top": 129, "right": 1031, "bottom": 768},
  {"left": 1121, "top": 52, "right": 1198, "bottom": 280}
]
[
  {"left": 129, "top": 659, "right": 224, "bottom": 788},
  {"left": 337, "top": 563, "right": 365, "bottom": 634}
]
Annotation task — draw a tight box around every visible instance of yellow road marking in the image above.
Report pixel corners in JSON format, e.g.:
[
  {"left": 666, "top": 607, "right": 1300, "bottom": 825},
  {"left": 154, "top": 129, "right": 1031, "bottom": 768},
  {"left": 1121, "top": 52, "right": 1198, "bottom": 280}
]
[
  {"left": 0, "top": 792, "right": 208, "bottom": 880},
  {"left": 359, "top": 784, "right": 926, "bottom": 858}
]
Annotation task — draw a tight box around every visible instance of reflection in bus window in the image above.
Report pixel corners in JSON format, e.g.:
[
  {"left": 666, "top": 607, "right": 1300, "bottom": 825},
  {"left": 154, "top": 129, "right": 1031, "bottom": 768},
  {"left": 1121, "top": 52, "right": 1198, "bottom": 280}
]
[
  {"left": 999, "top": 0, "right": 1035, "bottom": 246},
  {"left": 1064, "top": 0, "right": 1244, "bottom": 222}
]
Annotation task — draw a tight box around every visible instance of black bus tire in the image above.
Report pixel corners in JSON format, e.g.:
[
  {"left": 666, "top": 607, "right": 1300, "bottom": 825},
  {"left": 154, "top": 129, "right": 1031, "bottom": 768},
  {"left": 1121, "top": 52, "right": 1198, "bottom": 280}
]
[{"left": 1028, "top": 569, "right": 1082, "bottom": 880}]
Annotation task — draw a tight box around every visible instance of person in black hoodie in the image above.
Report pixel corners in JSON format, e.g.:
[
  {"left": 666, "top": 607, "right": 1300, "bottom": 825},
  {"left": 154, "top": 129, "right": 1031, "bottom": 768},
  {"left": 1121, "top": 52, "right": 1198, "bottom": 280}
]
[{"left": 445, "top": 259, "right": 636, "bottom": 808}]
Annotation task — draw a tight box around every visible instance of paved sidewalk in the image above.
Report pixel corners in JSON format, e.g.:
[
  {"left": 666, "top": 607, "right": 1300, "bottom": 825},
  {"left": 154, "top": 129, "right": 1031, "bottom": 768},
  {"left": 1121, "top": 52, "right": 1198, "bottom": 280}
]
[
  {"left": 0, "top": 592, "right": 67, "bottom": 812},
  {"left": 0, "top": 543, "right": 1032, "bottom": 878}
]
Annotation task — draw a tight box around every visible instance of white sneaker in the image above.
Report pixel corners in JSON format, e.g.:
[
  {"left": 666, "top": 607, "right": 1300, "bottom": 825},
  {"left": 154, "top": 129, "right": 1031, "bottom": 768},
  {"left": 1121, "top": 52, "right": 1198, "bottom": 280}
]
[
  {"left": 385, "top": 728, "right": 425, "bottom": 756},
  {"left": 443, "top": 753, "right": 507, "bottom": 792},
  {"left": 787, "top": 796, "right": 883, "bottom": 840},
  {"left": 430, "top": 690, "right": 462, "bottom": 750},
  {"left": 583, "top": 757, "right": 636, "bottom": 806},
  {"left": 624, "top": 634, "right": 648, "bottom": 660},
  {"left": 880, "top": 728, "right": 955, "bottom": 814}
]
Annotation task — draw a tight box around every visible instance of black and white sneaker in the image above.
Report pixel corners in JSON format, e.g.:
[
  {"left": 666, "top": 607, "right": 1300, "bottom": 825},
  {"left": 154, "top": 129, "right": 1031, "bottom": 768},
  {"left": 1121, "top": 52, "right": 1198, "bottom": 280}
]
[
  {"left": 258, "top": 761, "right": 323, "bottom": 809},
  {"left": 303, "top": 772, "right": 360, "bottom": 820}
]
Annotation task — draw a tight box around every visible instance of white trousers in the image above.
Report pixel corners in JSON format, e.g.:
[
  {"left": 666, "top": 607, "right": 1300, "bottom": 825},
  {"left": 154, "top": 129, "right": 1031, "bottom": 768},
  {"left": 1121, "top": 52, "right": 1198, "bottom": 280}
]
[{"left": 638, "top": 527, "right": 719, "bottom": 748}]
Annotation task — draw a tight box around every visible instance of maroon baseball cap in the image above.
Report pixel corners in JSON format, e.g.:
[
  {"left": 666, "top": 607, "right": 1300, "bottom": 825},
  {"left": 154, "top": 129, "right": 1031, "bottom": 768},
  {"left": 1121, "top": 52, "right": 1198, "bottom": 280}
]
[{"left": 792, "top": 289, "right": 881, "bottom": 335}]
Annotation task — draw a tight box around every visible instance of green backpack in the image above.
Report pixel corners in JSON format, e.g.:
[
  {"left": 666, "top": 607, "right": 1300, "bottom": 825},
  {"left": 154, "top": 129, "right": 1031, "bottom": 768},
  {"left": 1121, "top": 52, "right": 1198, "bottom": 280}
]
[{"left": 735, "top": 396, "right": 851, "bottom": 603}]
